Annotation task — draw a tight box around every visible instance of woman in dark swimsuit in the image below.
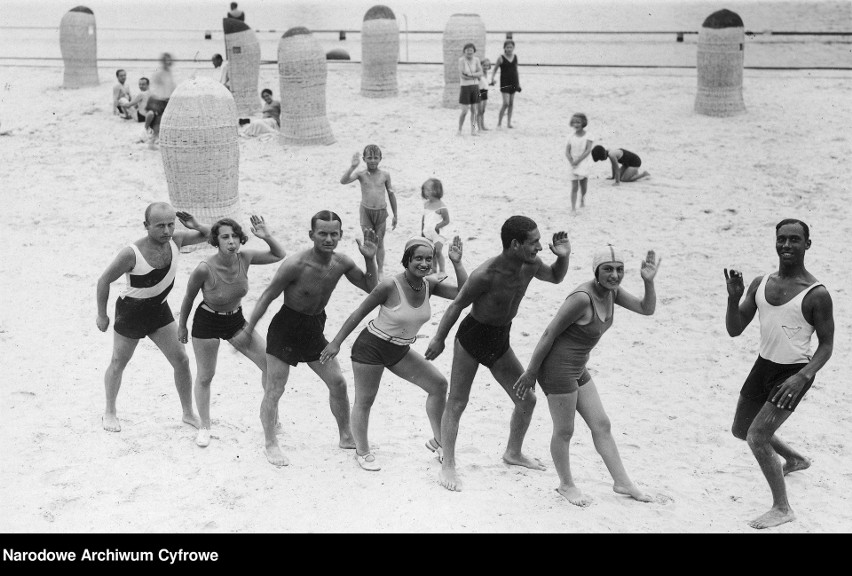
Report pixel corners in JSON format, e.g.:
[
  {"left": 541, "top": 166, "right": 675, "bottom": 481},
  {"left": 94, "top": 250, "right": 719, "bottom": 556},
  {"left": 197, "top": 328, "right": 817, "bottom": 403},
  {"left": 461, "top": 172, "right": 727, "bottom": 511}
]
[
  {"left": 489, "top": 39, "right": 521, "bottom": 128},
  {"left": 514, "top": 246, "right": 660, "bottom": 506},
  {"left": 591, "top": 145, "right": 650, "bottom": 185}
]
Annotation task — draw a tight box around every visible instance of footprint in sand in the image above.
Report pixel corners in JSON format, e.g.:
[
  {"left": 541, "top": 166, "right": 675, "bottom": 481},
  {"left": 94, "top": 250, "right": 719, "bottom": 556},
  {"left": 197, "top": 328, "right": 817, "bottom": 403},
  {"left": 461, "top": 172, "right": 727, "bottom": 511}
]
[{"left": 654, "top": 494, "right": 675, "bottom": 505}]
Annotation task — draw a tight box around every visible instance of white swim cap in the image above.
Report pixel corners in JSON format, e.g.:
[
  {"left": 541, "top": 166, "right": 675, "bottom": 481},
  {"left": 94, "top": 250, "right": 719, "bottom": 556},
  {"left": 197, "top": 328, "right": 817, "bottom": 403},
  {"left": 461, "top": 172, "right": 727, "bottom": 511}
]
[{"left": 592, "top": 245, "right": 624, "bottom": 274}]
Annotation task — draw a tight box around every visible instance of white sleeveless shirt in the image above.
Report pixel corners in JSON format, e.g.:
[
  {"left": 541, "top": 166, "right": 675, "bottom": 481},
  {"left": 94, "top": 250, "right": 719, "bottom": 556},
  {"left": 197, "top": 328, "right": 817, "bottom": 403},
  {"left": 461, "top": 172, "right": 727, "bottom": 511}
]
[
  {"left": 120, "top": 240, "right": 179, "bottom": 304},
  {"left": 756, "top": 274, "right": 823, "bottom": 364}
]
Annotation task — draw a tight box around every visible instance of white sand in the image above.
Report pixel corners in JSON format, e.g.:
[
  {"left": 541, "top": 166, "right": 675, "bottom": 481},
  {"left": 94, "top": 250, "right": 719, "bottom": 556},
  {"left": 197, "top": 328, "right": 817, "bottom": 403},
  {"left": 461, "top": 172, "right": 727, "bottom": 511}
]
[{"left": 0, "top": 62, "right": 850, "bottom": 533}]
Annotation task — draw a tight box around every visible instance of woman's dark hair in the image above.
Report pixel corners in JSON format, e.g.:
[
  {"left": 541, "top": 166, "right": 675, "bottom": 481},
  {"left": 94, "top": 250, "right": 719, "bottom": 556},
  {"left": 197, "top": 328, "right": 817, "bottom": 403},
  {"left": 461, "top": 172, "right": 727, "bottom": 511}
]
[
  {"left": 401, "top": 243, "right": 433, "bottom": 268},
  {"left": 591, "top": 145, "right": 607, "bottom": 162},
  {"left": 209, "top": 218, "right": 249, "bottom": 247}
]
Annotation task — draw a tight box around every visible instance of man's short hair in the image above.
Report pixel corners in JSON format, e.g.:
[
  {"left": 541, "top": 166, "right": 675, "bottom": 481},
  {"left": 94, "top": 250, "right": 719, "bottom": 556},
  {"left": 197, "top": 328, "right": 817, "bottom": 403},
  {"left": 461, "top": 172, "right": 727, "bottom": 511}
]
[
  {"left": 311, "top": 210, "right": 342, "bottom": 231},
  {"left": 144, "top": 202, "right": 173, "bottom": 224},
  {"left": 776, "top": 218, "right": 810, "bottom": 241},
  {"left": 261, "top": 88, "right": 273, "bottom": 97},
  {"left": 139, "top": 77, "right": 150, "bottom": 84},
  {"left": 363, "top": 144, "right": 382, "bottom": 158},
  {"left": 209, "top": 218, "right": 248, "bottom": 247},
  {"left": 115, "top": 69, "right": 125, "bottom": 78},
  {"left": 501, "top": 216, "right": 537, "bottom": 249}
]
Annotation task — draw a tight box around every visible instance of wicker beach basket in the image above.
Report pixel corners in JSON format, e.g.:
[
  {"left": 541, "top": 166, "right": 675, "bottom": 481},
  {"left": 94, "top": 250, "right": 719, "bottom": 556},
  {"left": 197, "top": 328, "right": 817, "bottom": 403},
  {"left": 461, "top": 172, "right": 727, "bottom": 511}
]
[
  {"left": 695, "top": 9, "right": 746, "bottom": 117},
  {"left": 442, "top": 14, "right": 486, "bottom": 108},
  {"left": 59, "top": 6, "right": 98, "bottom": 88},
  {"left": 159, "top": 77, "right": 242, "bottom": 251},
  {"left": 277, "top": 27, "right": 335, "bottom": 146},
  {"left": 223, "top": 18, "right": 261, "bottom": 118},
  {"left": 361, "top": 5, "right": 399, "bottom": 98}
]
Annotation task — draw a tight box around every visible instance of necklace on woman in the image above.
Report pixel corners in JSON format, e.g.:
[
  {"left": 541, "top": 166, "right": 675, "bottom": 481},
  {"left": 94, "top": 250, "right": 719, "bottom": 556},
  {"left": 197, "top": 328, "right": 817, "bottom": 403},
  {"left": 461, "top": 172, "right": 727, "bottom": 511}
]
[{"left": 405, "top": 273, "right": 424, "bottom": 292}]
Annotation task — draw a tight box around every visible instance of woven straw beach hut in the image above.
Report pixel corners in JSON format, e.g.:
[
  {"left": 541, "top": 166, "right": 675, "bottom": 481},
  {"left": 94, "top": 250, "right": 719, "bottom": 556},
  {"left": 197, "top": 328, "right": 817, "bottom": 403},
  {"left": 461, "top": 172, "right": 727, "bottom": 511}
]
[
  {"left": 59, "top": 6, "right": 98, "bottom": 88},
  {"left": 441, "top": 14, "right": 486, "bottom": 108},
  {"left": 695, "top": 9, "right": 746, "bottom": 117},
  {"left": 361, "top": 5, "right": 399, "bottom": 98},
  {"left": 159, "top": 77, "right": 242, "bottom": 251},
  {"left": 223, "top": 17, "right": 261, "bottom": 117},
  {"left": 277, "top": 27, "right": 335, "bottom": 146}
]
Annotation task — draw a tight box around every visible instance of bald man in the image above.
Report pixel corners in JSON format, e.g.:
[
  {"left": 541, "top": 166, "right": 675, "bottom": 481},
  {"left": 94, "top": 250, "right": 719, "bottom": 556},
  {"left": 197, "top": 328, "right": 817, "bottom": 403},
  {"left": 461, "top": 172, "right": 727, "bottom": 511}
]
[{"left": 96, "top": 202, "right": 211, "bottom": 432}]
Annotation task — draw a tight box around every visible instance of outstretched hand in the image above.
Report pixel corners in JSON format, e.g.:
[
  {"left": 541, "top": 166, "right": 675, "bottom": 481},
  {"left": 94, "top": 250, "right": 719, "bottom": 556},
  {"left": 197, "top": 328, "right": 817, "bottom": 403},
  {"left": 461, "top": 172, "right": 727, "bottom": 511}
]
[
  {"left": 640, "top": 250, "right": 661, "bottom": 282},
  {"left": 356, "top": 228, "right": 378, "bottom": 259},
  {"left": 448, "top": 236, "right": 463, "bottom": 263},
  {"left": 549, "top": 231, "right": 571, "bottom": 258},
  {"left": 724, "top": 268, "right": 745, "bottom": 299},
  {"left": 250, "top": 214, "right": 269, "bottom": 239},
  {"left": 176, "top": 211, "right": 199, "bottom": 230},
  {"left": 350, "top": 152, "right": 361, "bottom": 168},
  {"left": 512, "top": 371, "right": 536, "bottom": 400}
]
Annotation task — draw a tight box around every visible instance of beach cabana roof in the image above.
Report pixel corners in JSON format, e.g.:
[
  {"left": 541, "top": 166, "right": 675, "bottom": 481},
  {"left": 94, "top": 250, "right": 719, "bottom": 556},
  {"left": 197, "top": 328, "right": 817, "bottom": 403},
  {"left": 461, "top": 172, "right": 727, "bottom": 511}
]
[
  {"left": 364, "top": 5, "right": 395, "bottom": 21},
  {"left": 223, "top": 18, "right": 251, "bottom": 34},
  {"left": 702, "top": 9, "right": 744, "bottom": 29}
]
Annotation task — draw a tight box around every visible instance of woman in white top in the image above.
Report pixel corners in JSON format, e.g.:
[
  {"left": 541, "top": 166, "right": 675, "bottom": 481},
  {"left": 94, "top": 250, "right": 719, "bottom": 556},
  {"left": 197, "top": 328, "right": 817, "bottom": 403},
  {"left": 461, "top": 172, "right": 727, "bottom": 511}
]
[
  {"left": 457, "top": 43, "right": 483, "bottom": 136},
  {"left": 320, "top": 236, "right": 467, "bottom": 471}
]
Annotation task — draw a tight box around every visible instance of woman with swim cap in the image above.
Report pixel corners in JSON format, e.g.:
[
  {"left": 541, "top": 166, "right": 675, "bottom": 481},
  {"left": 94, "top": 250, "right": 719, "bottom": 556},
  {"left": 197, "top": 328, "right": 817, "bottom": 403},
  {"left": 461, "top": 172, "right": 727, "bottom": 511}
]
[
  {"left": 514, "top": 245, "right": 660, "bottom": 506},
  {"left": 591, "top": 145, "right": 650, "bottom": 185},
  {"left": 319, "top": 236, "right": 467, "bottom": 471}
]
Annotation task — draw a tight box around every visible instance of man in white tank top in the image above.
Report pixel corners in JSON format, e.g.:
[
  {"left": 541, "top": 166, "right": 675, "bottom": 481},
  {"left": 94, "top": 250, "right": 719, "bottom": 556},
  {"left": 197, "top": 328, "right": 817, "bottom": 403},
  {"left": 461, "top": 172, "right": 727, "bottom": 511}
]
[
  {"left": 96, "top": 202, "right": 211, "bottom": 433},
  {"left": 724, "top": 219, "right": 834, "bottom": 529}
]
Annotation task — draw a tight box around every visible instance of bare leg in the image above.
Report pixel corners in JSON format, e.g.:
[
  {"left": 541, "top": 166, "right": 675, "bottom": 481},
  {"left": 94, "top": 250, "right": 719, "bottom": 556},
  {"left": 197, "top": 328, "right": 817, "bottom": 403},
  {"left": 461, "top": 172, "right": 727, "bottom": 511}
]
[
  {"left": 374, "top": 220, "right": 388, "bottom": 282},
  {"left": 262, "top": 354, "right": 289, "bottom": 466},
  {"left": 506, "top": 93, "right": 515, "bottom": 128},
  {"left": 478, "top": 100, "right": 488, "bottom": 130},
  {"left": 746, "top": 402, "right": 797, "bottom": 529},
  {"left": 439, "top": 341, "right": 479, "bottom": 491},
  {"left": 103, "top": 332, "right": 139, "bottom": 432},
  {"left": 621, "top": 166, "right": 650, "bottom": 182},
  {"left": 490, "top": 349, "right": 545, "bottom": 470},
  {"left": 570, "top": 180, "right": 579, "bottom": 213},
  {"left": 149, "top": 323, "right": 200, "bottom": 428},
  {"left": 547, "top": 392, "right": 591, "bottom": 507},
  {"left": 191, "top": 336, "right": 220, "bottom": 446},
  {"left": 458, "top": 107, "right": 467, "bottom": 134},
  {"left": 731, "top": 395, "right": 810, "bottom": 475},
  {"left": 308, "top": 358, "right": 356, "bottom": 449},
  {"left": 579, "top": 178, "right": 588, "bottom": 207},
  {"left": 434, "top": 241, "right": 446, "bottom": 274},
  {"left": 498, "top": 93, "right": 509, "bottom": 127},
  {"left": 350, "top": 362, "right": 384, "bottom": 457},
  {"left": 470, "top": 104, "right": 478, "bottom": 135},
  {"left": 229, "top": 327, "right": 279, "bottom": 427},
  {"left": 388, "top": 351, "right": 448, "bottom": 447},
  {"left": 577, "top": 379, "right": 651, "bottom": 502}
]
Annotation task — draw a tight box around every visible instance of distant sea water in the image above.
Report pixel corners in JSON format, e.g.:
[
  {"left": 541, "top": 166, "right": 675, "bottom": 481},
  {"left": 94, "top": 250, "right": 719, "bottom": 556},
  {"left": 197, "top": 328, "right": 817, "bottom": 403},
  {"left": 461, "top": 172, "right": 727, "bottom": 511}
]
[{"left": 1, "top": 0, "right": 850, "bottom": 68}]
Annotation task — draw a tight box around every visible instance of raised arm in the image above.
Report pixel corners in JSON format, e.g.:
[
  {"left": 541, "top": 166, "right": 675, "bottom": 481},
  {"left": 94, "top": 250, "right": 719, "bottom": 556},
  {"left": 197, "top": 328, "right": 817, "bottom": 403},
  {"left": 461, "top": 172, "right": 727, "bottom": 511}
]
[
  {"left": 424, "top": 267, "right": 488, "bottom": 360},
  {"left": 513, "top": 292, "right": 589, "bottom": 399},
  {"left": 771, "top": 288, "right": 834, "bottom": 409},
  {"left": 385, "top": 173, "right": 398, "bottom": 230},
  {"left": 173, "top": 211, "right": 211, "bottom": 248},
  {"left": 319, "top": 280, "right": 394, "bottom": 364},
  {"left": 244, "top": 260, "right": 294, "bottom": 335},
  {"left": 340, "top": 152, "right": 361, "bottom": 185},
  {"left": 242, "top": 215, "right": 286, "bottom": 266},
  {"left": 178, "top": 264, "right": 208, "bottom": 343},
  {"left": 344, "top": 228, "right": 379, "bottom": 292},
  {"left": 614, "top": 250, "right": 660, "bottom": 315},
  {"left": 96, "top": 247, "right": 136, "bottom": 332},
  {"left": 431, "top": 236, "right": 467, "bottom": 300},
  {"left": 724, "top": 269, "right": 760, "bottom": 337},
  {"left": 534, "top": 231, "right": 571, "bottom": 284}
]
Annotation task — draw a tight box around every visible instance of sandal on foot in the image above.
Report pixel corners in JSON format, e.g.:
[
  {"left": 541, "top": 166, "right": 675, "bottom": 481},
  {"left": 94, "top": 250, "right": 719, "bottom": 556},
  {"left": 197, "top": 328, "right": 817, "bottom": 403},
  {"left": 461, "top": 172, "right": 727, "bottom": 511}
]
[
  {"left": 356, "top": 452, "right": 381, "bottom": 471},
  {"left": 425, "top": 438, "right": 444, "bottom": 463},
  {"left": 195, "top": 428, "right": 211, "bottom": 448}
]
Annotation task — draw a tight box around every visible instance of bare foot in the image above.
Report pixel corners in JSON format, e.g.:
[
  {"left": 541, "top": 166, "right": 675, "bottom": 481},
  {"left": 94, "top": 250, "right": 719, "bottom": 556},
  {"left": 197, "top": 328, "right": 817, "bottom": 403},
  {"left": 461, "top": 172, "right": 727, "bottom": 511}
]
[
  {"left": 195, "top": 428, "right": 211, "bottom": 448},
  {"left": 265, "top": 442, "right": 289, "bottom": 466},
  {"left": 439, "top": 466, "right": 463, "bottom": 491},
  {"left": 503, "top": 452, "right": 547, "bottom": 470},
  {"left": 102, "top": 413, "right": 121, "bottom": 432},
  {"left": 507, "top": 124, "right": 514, "bottom": 129},
  {"left": 783, "top": 457, "right": 811, "bottom": 475},
  {"left": 557, "top": 486, "right": 592, "bottom": 507},
  {"left": 339, "top": 435, "right": 356, "bottom": 449},
  {"left": 182, "top": 414, "right": 201, "bottom": 429},
  {"left": 749, "top": 507, "right": 795, "bottom": 529},
  {"left": 614, "top": 483, "right": 653, "bottom": 502},
  {"left": 275, "top": 421, "right": 284, "bottom": 435}
]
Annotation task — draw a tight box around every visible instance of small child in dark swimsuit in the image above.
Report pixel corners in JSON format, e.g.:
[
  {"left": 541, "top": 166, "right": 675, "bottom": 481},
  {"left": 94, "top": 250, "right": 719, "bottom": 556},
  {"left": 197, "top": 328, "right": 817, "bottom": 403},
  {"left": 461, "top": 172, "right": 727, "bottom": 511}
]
[{"left": 591, "top": 145, "right": 650, "bottom": 185}]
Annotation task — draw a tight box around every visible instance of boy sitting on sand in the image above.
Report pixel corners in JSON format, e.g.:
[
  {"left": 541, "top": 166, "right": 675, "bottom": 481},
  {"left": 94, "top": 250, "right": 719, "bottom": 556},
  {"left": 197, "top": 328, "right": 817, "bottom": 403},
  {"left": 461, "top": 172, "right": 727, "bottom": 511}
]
[{"left": 340, "top": 145, "right": 398, "bottom": 280}]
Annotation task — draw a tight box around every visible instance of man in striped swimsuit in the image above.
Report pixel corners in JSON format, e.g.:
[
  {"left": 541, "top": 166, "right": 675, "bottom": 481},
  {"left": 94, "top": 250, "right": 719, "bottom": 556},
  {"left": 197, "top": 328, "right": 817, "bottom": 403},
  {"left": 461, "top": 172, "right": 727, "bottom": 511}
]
[{"left": 96, "top": 202, "right": 211, "bottom": 433}]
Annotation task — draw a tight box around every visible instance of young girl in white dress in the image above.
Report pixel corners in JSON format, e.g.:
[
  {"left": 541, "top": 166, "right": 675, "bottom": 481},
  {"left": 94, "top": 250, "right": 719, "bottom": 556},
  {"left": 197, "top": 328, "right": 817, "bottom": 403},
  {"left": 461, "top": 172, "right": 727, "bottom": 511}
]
[
  {"left": 420, "top": 178, "right": 451, "bottom": 276},
  {"left": 565, "top": 113, "right": 594, "bottom": 213}
]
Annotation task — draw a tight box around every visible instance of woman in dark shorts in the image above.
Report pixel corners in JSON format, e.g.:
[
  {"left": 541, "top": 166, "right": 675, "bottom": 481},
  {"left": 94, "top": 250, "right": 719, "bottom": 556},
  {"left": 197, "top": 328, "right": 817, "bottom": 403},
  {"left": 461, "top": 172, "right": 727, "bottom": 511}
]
[
  {"left": 178, "top": 216, "right": 286, "bottom": 447},
  {"left": 591, "top": 145, "right": 650, "bottom": 185},
  {"left": 457, "top": 43, "right": 483, "bottom": 136},
  {"left": 514, "top": 246, "right": 660, "bottom": 506},
  {"left": 489, "top": 39, "right": 521, "bottom": 128},
  {"left": 319, "top": 236, "right": 468, "bottom": 471}
]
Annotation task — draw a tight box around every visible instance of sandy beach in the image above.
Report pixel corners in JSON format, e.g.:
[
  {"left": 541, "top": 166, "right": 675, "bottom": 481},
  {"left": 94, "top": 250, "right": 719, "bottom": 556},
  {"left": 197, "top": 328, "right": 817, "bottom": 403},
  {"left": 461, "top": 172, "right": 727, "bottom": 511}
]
[{"left": 0, "top": 58, "right": 850, "bottom": 533}]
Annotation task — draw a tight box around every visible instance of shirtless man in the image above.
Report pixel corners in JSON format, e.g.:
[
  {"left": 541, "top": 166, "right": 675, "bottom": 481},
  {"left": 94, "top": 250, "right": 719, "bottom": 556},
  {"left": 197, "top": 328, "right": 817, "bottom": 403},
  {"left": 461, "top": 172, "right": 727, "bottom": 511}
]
[
  {"left": 145, "top": 53, "right": 176, "bottom": 148},
  {"left": 425, "top": 215, "right": 571, "bottom": 491},
  {"left": 725, "top": 218, "right": 834, "bottom": 529},
  {"left": 340, "top": 145, "right": 398, "bottom": 281},
  {"left": 112, "top": 69, "right": 133, "bottom": 119},
  {"left": 244, "top": 211, "right": 379, "bottom": 466},
  {"left": 96, "top": 202, "right": 211, "bottom": 432},
  {"left": 127, "top": 77, "right": 151, "bottom": 123}
]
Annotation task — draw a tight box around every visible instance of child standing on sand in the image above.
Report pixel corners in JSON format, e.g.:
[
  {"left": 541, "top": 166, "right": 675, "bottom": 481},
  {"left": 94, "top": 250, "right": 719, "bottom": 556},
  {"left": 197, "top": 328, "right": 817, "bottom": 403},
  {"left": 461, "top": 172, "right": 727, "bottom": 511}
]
[
  {"left": 341, "top": 144, "right": 398, "bottom": 280},
  {"left": 477, "top": 59, "right": 491, "bottom": 131},
  {"left": 490, "top": 39, "right": 521, "bottom": 129},
  {"left": 565, "top": 113, "right": 594, "bottom": 213},
  {"left": 420, "top": 178, "right": 451, "bottom": 276}
]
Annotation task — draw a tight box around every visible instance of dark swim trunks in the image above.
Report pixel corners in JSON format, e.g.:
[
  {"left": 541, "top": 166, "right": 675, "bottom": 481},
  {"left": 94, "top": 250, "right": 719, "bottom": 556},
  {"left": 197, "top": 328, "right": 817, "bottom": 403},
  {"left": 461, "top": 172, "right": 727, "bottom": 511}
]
[
  {"left": 266, "top": 304, "right": 328, "bottom": 366},
  {"left": 538, "top": 366, "right": 592, "bottom": 396},
  {"left": 456, "top": 314, "right": 511, "bottom": 368},
  {"left": 479, "top": 88, "right": 488, "bottom": 101},
  {"left": 459, "top": 84, "right": 481, "bottom": 105},
  {"left": 191, "top": 303, "right": 246, "bottom": 340},
  {"left": 114, "top": 296, "right": 175, "bottom": 339},
  {"left": 740, "top": 355, "right": 814, "bottom": 412},
  {"left": 359, "top": 205, "right": 388, "bottom": 231},
  {"left": 350, "top": 328, "right": 410, "bottom": 367}
]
